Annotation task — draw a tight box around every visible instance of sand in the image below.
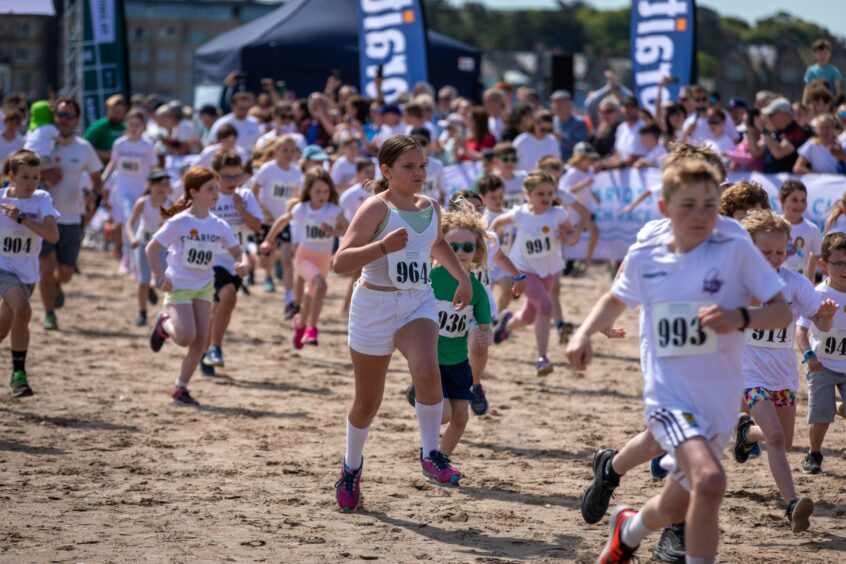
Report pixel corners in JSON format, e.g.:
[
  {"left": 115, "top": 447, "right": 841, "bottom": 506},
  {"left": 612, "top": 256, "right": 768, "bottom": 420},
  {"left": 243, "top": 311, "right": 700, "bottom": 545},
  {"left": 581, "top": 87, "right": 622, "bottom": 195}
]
[{"left": 1, "top": 249, "right": 844, "bottom": 563}]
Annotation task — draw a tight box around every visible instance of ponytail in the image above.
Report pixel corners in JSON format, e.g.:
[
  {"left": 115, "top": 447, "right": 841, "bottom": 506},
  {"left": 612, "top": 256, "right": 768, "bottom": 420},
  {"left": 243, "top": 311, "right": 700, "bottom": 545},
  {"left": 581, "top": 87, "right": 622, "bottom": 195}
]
[
  {"left": 825, "top": 191, "right": 846, "bottom": 233},
  {"left": 162, "top": 166, "right": 216, "bottom": 218},
  {"left": 371, "top": 177, "right": 390, "bottom": 194}
]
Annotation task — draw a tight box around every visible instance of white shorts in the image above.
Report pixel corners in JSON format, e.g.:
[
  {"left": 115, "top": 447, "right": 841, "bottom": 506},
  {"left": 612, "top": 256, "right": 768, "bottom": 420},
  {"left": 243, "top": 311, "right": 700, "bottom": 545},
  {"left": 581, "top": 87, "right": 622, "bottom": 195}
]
[
  {"left": 647, "top": 407, "right": 730, "bottom": 492},
  {"left": 348, "top": 283, "right": 437, "bottom": 356}
]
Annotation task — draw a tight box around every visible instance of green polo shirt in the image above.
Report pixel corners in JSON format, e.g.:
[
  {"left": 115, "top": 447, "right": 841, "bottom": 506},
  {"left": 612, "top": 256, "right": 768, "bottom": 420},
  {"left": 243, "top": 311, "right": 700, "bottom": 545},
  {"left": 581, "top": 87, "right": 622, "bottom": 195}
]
[
  {"left": 431, "top": 265, "right": 491, "bottom": 366},
  {"left": 83, "top": 117, "right": 125, "bottom": 153}
]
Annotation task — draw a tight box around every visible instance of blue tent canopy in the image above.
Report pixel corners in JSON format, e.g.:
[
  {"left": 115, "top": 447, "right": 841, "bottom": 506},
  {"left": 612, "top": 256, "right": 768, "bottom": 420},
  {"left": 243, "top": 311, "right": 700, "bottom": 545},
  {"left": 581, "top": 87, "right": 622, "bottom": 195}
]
[{"left": 194, "top": 0, "right": 481, "bottom": 100}]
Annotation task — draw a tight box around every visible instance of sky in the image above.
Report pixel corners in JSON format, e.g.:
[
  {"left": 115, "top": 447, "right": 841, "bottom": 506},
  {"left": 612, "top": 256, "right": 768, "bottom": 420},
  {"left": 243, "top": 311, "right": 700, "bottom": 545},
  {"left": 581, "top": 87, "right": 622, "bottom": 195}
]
[{"left": 451, "top": 0, "right": 846, "bottom": 38}]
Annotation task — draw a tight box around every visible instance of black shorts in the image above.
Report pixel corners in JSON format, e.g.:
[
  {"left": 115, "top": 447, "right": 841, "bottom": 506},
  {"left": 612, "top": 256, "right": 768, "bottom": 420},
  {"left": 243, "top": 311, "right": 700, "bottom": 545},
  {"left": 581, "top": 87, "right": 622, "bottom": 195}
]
[
  {"left": 440, "top": 360, "right": 473, "bottom": 401},
  {"left": 39, "top": 224, "right": 82, "bottom": 267},
  {"left": 213, "top": 266, "right": 242, "bottom": 301},
  {"left": 258, "top": 223, "right": 291, "bottom": 246}
]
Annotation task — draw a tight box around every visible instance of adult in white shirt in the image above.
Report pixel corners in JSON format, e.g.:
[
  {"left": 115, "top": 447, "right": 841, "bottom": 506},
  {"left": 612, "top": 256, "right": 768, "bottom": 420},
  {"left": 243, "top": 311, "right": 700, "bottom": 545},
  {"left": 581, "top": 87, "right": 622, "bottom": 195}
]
[
  {"left": 367, "top": 104, "right": 406, "bottom": 151},
  {"left": 681, "top": 85, "right": 738, "bottom": 143},
  {"left": 513, "top": 110, "right": 559, "bottom": 172},
  {"left": 609, "top": 96, "right": 645, "bottom": 166},
  {"left": 196, "top": 124, "right": 249, "bottom": 170},
  {"left": 208, "top": 92, "right": 261, "bottom": 153},
  {"left": 484, "top": 88, "right": 507, "bottom": 141},
  {"left": 0, "top": 109, "right": 25, "bottom": 172},
  {"left": 38, "top": 99, "right": 104, "bottom": 330},
  {"left": 255, "top": 102, "right": 307, "bottom": 153},
  {"left": 794, "top": 113, "right": 845, "bottom": 175},
  {"left": 702, "top": 108, "right": 737, "bottom": 157}
]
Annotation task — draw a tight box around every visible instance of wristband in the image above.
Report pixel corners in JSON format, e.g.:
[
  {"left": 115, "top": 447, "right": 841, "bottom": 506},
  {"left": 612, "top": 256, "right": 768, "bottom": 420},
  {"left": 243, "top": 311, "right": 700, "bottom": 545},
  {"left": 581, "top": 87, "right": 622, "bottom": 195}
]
[
  {"left": 16, "top": 212, "right": 26, "bottom": 224},
  {"left": 738, "top": 307, "right": 750, "bottom": 331},
  {"left": 379, "top": 241, "right": 388, "bottom": 255},
  {"left": 512, "top": 273, "right": 526, "bottom": 282},
  {"left": 801, "top": 349, "right": 817, "bottom": 364}
]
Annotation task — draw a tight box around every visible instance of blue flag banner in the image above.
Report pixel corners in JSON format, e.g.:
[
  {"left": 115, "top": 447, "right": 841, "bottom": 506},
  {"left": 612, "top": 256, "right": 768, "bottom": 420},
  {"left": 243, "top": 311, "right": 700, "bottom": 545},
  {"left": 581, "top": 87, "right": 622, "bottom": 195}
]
[
  {"left": 356, "top": 0, "right": 429, "bottom": 102},
  {"left": 630, "top": 0, "right": 696, "bottom": 112}
]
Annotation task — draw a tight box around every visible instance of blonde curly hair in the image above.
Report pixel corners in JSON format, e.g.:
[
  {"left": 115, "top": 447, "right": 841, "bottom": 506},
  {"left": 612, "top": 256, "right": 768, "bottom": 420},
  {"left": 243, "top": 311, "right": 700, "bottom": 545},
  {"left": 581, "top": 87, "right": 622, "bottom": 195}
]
[{"left": 441, "top": 198, "right": 492, "bottom": 270}]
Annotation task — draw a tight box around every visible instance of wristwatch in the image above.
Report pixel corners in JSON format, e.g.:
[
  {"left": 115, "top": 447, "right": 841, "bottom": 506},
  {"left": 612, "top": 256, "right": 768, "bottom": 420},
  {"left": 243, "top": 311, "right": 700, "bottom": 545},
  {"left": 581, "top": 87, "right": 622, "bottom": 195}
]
[{"left": 16, "top": 212, "right": 26, "bottom": 224}]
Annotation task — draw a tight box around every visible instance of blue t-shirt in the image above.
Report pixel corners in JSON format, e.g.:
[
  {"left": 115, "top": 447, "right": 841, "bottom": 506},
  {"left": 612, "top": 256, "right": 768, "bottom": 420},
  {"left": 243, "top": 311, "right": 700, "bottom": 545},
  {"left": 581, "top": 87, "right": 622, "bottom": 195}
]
[
  {"left": 804, "top": 63, "right": 843, "bottom": 94},
  {"left": 554, "top": 114, "right": 590, "bottom": 161}
]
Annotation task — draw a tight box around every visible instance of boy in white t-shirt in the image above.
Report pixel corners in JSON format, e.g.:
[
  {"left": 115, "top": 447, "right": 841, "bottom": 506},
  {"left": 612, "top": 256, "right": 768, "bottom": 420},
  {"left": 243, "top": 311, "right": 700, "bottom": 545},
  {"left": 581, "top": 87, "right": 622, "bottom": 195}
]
[
  {"left": 200, "top": 150, "right": 262, "bottom": 375},
  {"left": 513, "top": 110, "right": 559, "bottom": 173},
  {"left": 733, "top": 210, "right": 836, "bottom": 532},
  {"left": 330, "top": 137, "right": 361, "bottom": 191},
  {"left": 492, "top": 142, "right": 528, "bottom": 210},
  {"left": 0, "top": 151, "right": 59, "bottom": 397},
  {"left": 796, "top": 231, "right": 846, "bottom": 475},
  {"left": 631, "top": 123, "right": 667, "bottom": 169},
  {"left": 779, "top": 180, "right": 823, "bottom": 281},
  {"left": 567, "top": 160, "right": 790, "bottom": 563}
]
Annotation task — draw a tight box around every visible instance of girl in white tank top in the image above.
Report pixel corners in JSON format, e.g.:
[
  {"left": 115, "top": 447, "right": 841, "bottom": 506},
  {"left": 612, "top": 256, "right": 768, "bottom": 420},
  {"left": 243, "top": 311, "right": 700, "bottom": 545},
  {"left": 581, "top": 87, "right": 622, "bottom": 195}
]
[{"left": 330, "top": 136, "right": 473, "bottom": 512}]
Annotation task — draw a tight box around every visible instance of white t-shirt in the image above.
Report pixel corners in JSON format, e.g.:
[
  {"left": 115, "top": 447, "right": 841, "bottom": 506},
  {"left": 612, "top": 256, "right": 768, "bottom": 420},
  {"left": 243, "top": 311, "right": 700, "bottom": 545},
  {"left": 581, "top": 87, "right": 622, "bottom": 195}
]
[
  {"left": 504, "top": 204, "right": 571, "bottom": 278},
  {"left": 255, "top": 129, "right": 307, "bottom": 153},
  {"left": 826, "top": 214, "right": 846, "bottom": 235},
  {"left": 49, "top": 137, "right": 103, "bottom": 225},
  {"left": 339, "top": 183, "right": 370, "bottom": 223},
  {"left": 330, "top": 155, "right": 358, "bottom": 189},
  {"left": 797, "top": 139, "right": 841, "bottom": 174},
  {"left": 501, "top": 171, "right": 528, "bottom": 209},
  {"left": 210, "top": 187, "right": 262, "bottom": 273},
  {"left": 639, "top": 144, "right": 668, "bottom": 168},
  {"left": 0, "top": 133, "right": 24, "bottom": 171},
  {"left": 421, "top": 157, "right": 445, "bottom": 201},
  {"left": 208, "top": 114, "right": 261, "bottom": 152},
  {"left": 0, "top": 188, "right": 59, "bottom": 283},
  {"left": 488, "top": 116, "right": 505, "bottom": 141},
  {"left": 109, "top": 136, "right": 158, "bottom": 201},
  {"left": 23, "top": 124, "right": 59, "bottom": 160},
  {"left": 152, "top": 210, "right": 238, "bottom": 290},
  {"left": 134, "top": 195, "right": 170, "bottom": 243},
  {"left": 560, "top": 167, "right": 596, "bottom": 212},
  {"left": 375, "top": 122, "right": 408, "bottom": 147},
  {"left": 291, "top": 201, "right": 343, "bottom": 253},
  {"left": 614, "top": 119, "right": 646, "bottom": 160},
  {"left": 513, "top": 133, "right": 559, "bottom": 172},
  {"left": 471, "top": 230, "right": 501, "bottom": 291},
  {"left": 682, "top": 114, "right": 738, "bottom": 144},
  {"left": 636, "top": 215, "right": 750, "bottom": 244},
  {"left": 704, "top": 133, "right": 737, "bottom": 155},
  {"left": 783, "top": 216, "right": 822, "bottom": 276},
  {"left": 798, "top": 281, "right": 846, "bottom": 373},
  {"left": 743, "top": 268, "right": 820, "bottom": 391},
  {"left": 252, "top": 161, "right": 304, "bottom": 220},
  {"left": 613, "top": 231, "right": 785, "bottom": 437},
  {"left": 195, "top": 143, "right": 249, "bottom": 170}
]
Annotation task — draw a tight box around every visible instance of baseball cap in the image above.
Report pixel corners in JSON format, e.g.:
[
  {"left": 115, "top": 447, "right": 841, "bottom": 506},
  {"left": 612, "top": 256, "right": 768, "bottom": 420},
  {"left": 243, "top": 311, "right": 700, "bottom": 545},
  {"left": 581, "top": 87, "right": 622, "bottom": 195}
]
[
  {"left": 380, "top": 103, "right": 402, "bottom": 116},
  {"left": 302, "top": 145, "right": 330, "bottom": 161},
  {"left": 762, "top": 97, "right": 792, "bottom": 116},
  {"left": 409, "top": 127, "right": 431, "bottom": 142},
  {"left": 550, "top": 90, "right": 572, "bottom": 102},
  {"left": 148, "top": 168, "right": 171, "bottom": 182},
  {"left": 572, "top": 141, "right": 600, "bottom": 160},
  {"left": 728, "top": 97, "right": 748, "bottom": 110}
]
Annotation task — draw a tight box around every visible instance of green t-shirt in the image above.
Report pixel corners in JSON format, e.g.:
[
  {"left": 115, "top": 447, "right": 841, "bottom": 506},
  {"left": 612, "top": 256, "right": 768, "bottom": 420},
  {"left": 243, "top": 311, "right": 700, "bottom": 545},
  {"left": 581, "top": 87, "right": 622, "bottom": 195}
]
[
  {"left": 431, "top": 265, "right": 491, "bottom": 366},
  {"left": 83, "top": 117, "right": 125, "bottom": 152}
]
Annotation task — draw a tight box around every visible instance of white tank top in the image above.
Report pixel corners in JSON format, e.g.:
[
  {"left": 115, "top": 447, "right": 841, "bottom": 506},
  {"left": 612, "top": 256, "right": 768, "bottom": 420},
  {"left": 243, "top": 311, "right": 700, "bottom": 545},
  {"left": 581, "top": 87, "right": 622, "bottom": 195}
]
[
  {"left": 361, "top": 197, "right": 438, "bottom": 289},
  {"left": 136, "top": 197, "right": 170, "bottom": 243}
]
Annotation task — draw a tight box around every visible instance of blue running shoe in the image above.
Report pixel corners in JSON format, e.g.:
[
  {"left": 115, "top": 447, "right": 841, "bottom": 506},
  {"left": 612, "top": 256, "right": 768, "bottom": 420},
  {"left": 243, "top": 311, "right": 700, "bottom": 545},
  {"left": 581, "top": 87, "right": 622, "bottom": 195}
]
[
  {"left": 200, "top": 357, "right": 215, "bottom": 377},
  {"left": 650, "top": 455, "right": 669, "bottom": 480},
  {"left": 274, "top": 259, "right": 284, "bottom": 280},
  {"left": 748, "top": 442, "right": 762, "bottom": 459},
  {"left": 205, "top": 346, "right": 224, "bottom": 367}
]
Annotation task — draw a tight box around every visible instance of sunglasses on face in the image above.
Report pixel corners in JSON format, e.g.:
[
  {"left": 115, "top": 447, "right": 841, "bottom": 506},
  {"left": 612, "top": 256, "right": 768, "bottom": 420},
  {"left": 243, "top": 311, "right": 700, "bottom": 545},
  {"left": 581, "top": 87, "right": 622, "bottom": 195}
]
[
  {"left": 694, "top": 97, "right": 708, "bottom": 103},
  {"left": 55, "top": 111, "right": 78, "bottom": 120},
  {"left": 679, "top": 96, "right": 689, "bottom": 102},
  {"left": 540, "top": 127, "right": 553, "bottom": 134},
  {"left": 498, "top": 155, "right": 517, "bottom": 163},
  {"left": 708, "top": 120, "right": 723, "bottom": 126},
  {"left": 450, "top": 241, "right": 476, "bottom": 254},
  {"left": 279, "top": 114, "right": 294, "bottom": 120},
  {"left": 219, "top": 173, "right": 243, "bottom": 181},
  {"left": 600, "top": 108, "right": 617, "bottom": 115}
]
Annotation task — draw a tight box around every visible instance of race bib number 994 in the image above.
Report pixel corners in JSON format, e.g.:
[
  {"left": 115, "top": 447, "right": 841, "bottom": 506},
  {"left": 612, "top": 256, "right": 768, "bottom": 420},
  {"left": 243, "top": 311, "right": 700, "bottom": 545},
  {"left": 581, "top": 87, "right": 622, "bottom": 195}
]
[{"left": 652, "top": 301, "right": 717, "bottom": 358}]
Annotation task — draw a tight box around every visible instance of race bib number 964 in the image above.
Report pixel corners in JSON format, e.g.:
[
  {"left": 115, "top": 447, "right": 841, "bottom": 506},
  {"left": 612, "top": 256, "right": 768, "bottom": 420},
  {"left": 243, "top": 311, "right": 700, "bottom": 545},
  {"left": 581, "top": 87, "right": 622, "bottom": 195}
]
[
  {"left": 387, "top": 249, "right": 430, "bottom": 290},
  {"left": 652, "top": 301, "right": 716, "bottom": 358}
]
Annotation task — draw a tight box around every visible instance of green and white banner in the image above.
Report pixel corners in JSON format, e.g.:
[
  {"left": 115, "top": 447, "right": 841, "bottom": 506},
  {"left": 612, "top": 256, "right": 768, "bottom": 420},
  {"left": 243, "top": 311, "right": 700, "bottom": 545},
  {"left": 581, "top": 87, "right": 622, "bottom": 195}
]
[{"left": 82, "top": 0, "right": 129, "bottom": 127}]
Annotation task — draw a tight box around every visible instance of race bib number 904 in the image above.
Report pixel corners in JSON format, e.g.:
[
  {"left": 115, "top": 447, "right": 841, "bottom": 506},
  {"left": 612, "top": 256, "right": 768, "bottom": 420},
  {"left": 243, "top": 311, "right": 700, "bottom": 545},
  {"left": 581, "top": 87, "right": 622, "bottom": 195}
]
[
  {"left": 0, "top": 228, "right": 36, "bottom": 257},
  {"left": 387, "top": 249, "right": 430, "bottom": 290},
  {"left": 181, "top": 239, "right": 216, "bottom": 269},
  {"left": 652, "top": 301, "right": 716, "bottom": 358}
]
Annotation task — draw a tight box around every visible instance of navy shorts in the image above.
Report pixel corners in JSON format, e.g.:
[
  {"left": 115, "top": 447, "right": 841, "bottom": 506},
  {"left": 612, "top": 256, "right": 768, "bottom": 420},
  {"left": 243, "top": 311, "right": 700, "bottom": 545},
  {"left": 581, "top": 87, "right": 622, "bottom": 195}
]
[
  {"left": 40, "top": 224, "right": 82, "bottom": 267},
  {"left": 213, "top": 266, "right": 242, "bottom": 301},
  {"left": 259, "top": 223, "right": 291, "bottom": 246},
  {"left": 440, "top": 360, "right": 473, "bottom": 400}
]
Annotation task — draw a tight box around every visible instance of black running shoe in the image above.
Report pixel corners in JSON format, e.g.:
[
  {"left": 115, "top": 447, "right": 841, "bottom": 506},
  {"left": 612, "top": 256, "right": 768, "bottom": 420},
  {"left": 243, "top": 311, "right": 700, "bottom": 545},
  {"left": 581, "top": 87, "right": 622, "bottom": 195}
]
[
  {"left": 148, "top": 287, "right": 158, "bottom": 305},
  {"left": 652, "top": 523, "right": 685, "bottom": 563},
  {"left": 580, "top": 448, "right": 619, "bottom": 524},
  {"left": 803, "top": 451, "right": 823, "bottom": 474},
  {"left": 10, "top": 370, "right": 33, "bottom": 398},
  {"left": 172, "top": 386, "right": 200, "bottom": 407},
  {"left": 284, "top": 302, "right": 300, "bottom": 320},
  {"left": 135, "top": 311, "right": 148, "bottom": 327},
  {"left": 149, "top": 312, "right": 169, "bottom": 352},
  {"left": 733, "top": 413, "right": 757, "bottom": 464},
  {"left": 470, "top": 383, "right": 489, "bottom": 415}
]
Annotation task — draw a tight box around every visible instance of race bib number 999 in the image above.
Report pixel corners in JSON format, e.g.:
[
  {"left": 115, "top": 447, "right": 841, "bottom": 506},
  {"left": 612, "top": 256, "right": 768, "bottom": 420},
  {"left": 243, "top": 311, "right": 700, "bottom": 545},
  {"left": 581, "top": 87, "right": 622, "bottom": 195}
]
[
  {"left": 387, "top": 249, "right": 430, "bottom": 290},
  {"left": 652, "top": 301, "right": 716, "bottom": 358},
  {"left": 181, "top": 239, "right": 216, "bottom": 269}
]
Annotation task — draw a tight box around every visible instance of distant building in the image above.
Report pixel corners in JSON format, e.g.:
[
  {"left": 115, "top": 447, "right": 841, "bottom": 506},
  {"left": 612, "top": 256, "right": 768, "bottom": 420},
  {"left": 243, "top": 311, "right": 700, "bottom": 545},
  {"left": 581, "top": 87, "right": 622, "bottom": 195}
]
[{"left": 0, "top": 14, "right": 60, "bottom": 100}]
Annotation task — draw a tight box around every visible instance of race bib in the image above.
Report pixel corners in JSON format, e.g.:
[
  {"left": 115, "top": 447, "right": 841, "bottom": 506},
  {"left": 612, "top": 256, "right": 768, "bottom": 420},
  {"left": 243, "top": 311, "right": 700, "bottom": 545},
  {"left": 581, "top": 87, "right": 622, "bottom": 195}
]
[
  {"left": 142, "top": 231, "right": 153, "bottom": 242},
  {"left": 436, "top": 300, "right": 470, "bottom": 338},
  {"left": 272, "top": 182, "right": 297, "bottom": 199},
  {"left": 120, "top": 156, "right": 142, "bottom": 174},
  {"left": 745, "top": 327, "right": 793, "bottom": 349},
  {"left": 303, "top": 220, "right": 331, "bottom": 242},
  {"left": 0, "top": 227, "right": 36, "bottom": 257},
  {"left": 499, "top": 227, "right": 515, "bottom": 251},
  {"left": 504, "top": 193, "right": 524, "bottom": 209},
  {"left": 387, "top": 249, "right": 431, "bottom": 290},
  {"left": 181, "top": 239, "right": 216, "bottom": 270},
  {"left": 651, "top": 301, "right": 716, "bottom": 358},
  {"left": 816, "top": 328, "right": 846, "bottom": 360},
  {"left": 522, "top": 229, "right": 555, "bottom": 259},
  {"left": 472, "top": 267, "right": 491, "bottom": 288}
]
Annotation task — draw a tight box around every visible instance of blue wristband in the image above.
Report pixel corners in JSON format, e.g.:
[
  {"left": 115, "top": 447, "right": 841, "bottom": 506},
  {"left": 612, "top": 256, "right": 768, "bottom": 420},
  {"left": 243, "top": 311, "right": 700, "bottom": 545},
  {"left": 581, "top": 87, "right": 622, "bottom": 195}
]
[
  {"left": 802, "top": 349, "right": 816, "bottom": 364},
  {"left": 512, "top": 273, "right": 526, "bottom": 282}
]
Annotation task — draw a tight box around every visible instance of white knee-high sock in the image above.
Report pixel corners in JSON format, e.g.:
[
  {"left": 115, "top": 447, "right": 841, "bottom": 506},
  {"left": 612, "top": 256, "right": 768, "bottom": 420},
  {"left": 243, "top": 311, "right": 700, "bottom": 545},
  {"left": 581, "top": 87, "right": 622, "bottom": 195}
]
[
  {"left": 621, "top": 510, "right": 652, "bottom": 548},
  {"left": 415, "top": 400, "right": 443, "bottom": 458},
  {"left": 345, "top": 418, "right": 369, "bottom": 471}
]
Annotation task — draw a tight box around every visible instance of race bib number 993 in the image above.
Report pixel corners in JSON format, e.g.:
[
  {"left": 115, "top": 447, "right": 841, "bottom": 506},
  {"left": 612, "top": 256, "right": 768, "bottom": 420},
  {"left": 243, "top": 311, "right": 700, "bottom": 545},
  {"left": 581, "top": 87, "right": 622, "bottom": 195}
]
[{"left": 651, "top": 301, "right": 716, "bottom": 358}]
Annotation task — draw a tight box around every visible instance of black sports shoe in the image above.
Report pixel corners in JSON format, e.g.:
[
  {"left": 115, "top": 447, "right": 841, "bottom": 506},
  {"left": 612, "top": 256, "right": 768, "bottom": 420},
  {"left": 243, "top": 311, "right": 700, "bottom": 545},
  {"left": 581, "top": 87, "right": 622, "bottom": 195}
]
[
  {"left": 470, "top": 383, "right": 489, "bottom": 415},
  {"left": 148, "top": 287, "right": 158, "bottom": 305},
  {"left": 652, "top": 522, "right": 686, "bottom": 563},
  {"left": 10, "top": 370, "right": 33, "bottom": 398},
  {"left": 733, "top": 413, "right": 757, "bottom": 464},
  {"left": 172, "top": 386, "right": 200, "bottom": 407},
  {"left": 803, "top": 451, "right": 823, "bottom": 474},
  {"left": 135, "top": 311, "right": 148, "bottom": 327},
  {"left": 149, "top": 312, "right": 169, "bottom": 352},
  {"left": 787, "top": 497, "right": 814, "bottom": 533},
  {"left": 284, "top": 302, "right": 300, "bottom": 320},
  {"left": 580, "top": 448, "right": 619, "bottom": 524}
]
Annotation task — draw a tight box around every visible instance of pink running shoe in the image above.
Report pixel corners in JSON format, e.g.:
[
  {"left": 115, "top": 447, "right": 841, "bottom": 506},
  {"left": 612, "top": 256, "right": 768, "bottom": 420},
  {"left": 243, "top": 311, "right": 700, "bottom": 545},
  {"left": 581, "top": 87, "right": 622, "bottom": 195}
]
[
  {"left": 421, "top": 449, "right": 462, "bottom": 486},
  {"left": 335, "top": 460, "right": 363, "bottom": 512},
  {"left": 303, "top": 326, "right": 318, "bottom": 346},
  {"left": 293, "top": 314, "right": 305, "bottom": 350}
]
